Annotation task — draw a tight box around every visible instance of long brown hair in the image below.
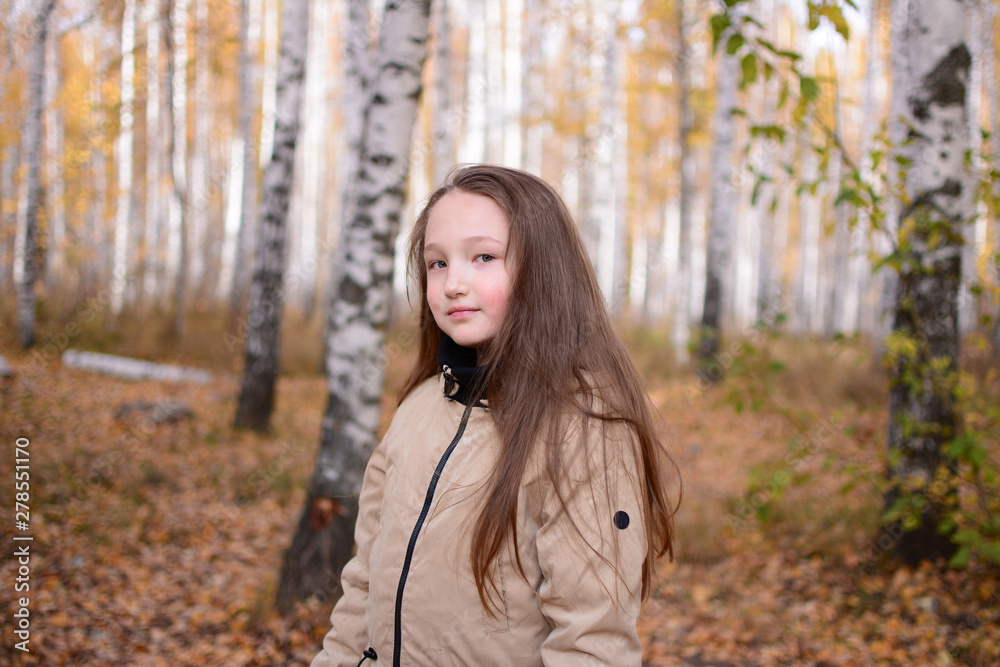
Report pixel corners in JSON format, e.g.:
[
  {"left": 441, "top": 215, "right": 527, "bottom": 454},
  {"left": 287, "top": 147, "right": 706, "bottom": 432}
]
[{"left": 400, "top": 164, "right": 677, "bottom": 609}]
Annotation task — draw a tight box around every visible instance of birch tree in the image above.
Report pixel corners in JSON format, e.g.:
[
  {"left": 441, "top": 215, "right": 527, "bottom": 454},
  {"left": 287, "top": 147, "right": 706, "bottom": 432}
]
[
  {"left": 985, "top": 0, "right": 1000, "bottom": 352},
  {"left": 673, "top": 0, "right": 694, "bottom": 362},
  {"left": 233, "top": 0, "right": 310, "bottom": 431},
  {"left": 277, "top": 0, "right": 433, "bottom": 611},
  {"left": 884, "top": 0, "right": 972, "bottom": 565},
  {"left": 221, "top": 0, "right": 259, "bottom": 314},
  {"left": 503, "top": 0, "right": 523, "bottom": 167},
  {"left": 298, "top": 0, "right": 332, "bottom": 317},
  {"left": 593, "top": 3, "right": 620, "bottom": 305},
  {"left": 44, "top": 24, "right": 66, "bottom": 287},
  {"left": 190, "top": 0, "right": 210, "bottom": 294},
  {"left": 164, "top": 0, "right": 189, "bottom": 332},
  {"left": 144, "top": 0, "right": 164, "bottom": 302},
  {"left": 258, "top": 0, "right": 278, "bottom": 170},
  {"left": 520, "top": 0, "right": 544, "bottom": 174},
  {"left": 319, "top": 0, "right": 371, "bottom": 372},
  {"left": 432, "top": 0, "right": 454, "bottom": 187},
  {"left": 698, "top": 17, "right": 739, "bottom": 379},
  {"left": 82, "top": 22, "right": 107, "bottom": 294},
  {"left": 14, "top": 0, "right": 57, "bottom": 348},
  {"left": 112, "top": 0, "right": 137, "bottom": 314},
  {"left": 848, "top": 0, "right": 882, "bottom": 336},
  {"left": 459, "top": 0, "right": 486, "bottom": 163},
  {"left": 829, "top": 83, "right": 853, "bottom": 335},
  {"left": 0, "top": 6, "right": 14, "bottom": 288}
]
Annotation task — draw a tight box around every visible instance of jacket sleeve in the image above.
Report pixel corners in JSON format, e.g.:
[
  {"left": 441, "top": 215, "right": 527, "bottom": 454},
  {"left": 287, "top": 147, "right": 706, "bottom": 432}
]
[
  {"left": 535, "top": 417, "right": 647, "bottom": 666},
  {"left": 310, "top": 431, "right": 389, "bottom": 667}
]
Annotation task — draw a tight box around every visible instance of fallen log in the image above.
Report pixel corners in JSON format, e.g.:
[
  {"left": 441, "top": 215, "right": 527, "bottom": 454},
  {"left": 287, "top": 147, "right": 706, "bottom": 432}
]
[{"left": 61, "top": 349, "right": 212, "bottom": 384}]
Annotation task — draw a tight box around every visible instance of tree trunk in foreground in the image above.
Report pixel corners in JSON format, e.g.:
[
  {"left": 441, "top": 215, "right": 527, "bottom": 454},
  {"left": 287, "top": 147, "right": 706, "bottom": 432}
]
[
  {"left": 277, "top": 0, "right": 433, "bottom": 613},
  {"left": 112, "top": 0, "right": 136, "bottom": 315},
  {"left": 884, "top": 0, "right": 972, "bottom": 566},
  {"left": 697, "top": 22, "right": 738, "bottom": 381},
  {"left": 233, "top": 0, "right": 310, "bottom": 431},
  {"left": 14, "top": 0, "right": 57, "bottom": 348}
]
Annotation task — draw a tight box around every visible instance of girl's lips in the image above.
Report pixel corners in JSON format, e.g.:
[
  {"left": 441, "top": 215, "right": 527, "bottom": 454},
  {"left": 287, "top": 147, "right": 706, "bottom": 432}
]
[{"left": 448, "top": 308, "right": 478, "bottom": 319}]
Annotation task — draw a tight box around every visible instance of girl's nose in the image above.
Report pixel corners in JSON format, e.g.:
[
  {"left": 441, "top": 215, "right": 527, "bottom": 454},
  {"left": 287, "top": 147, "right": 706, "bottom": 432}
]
[{"left": 444, "top": 267, "right": 468, "bottom": 297}]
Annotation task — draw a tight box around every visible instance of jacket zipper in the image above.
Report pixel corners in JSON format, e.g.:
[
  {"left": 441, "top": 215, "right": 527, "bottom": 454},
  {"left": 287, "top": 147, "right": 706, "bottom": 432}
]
[{"left": 393, "top": 397, "right": 475, "bottom": 666}]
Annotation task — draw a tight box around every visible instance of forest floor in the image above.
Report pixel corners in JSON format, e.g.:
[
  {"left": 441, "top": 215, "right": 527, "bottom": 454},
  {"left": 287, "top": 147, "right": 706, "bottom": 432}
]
[{"left": 1, "top": 327, "right": 999, "bottom": 666}]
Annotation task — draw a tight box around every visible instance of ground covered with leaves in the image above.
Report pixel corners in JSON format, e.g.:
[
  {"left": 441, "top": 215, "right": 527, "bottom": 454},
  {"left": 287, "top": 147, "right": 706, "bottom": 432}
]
[{"left": 1, "top": 334, "right": 998, "bottom": 666}]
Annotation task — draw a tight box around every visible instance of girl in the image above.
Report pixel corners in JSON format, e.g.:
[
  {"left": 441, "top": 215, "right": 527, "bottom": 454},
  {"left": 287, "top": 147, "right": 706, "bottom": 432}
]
[{"left": 312, "top": 165, "right": 676, "bottom": 666}]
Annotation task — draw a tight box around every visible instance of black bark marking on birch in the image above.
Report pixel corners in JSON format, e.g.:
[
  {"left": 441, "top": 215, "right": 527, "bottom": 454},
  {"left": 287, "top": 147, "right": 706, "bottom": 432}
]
[
  {"left": 340, "top": 276, "right": 366, "bottom": 305},
  {"left": 908, "top": 45, "right": 971, "bottom": 121},
  {"left": 939, "top": 178, "right": 962, "bottom": 198}
]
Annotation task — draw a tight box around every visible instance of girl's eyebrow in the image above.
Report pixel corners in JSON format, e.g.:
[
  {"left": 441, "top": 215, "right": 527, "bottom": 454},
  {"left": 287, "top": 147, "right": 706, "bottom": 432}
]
[{"left": 424, "top": 236, "right": 505, "bottom": 253}]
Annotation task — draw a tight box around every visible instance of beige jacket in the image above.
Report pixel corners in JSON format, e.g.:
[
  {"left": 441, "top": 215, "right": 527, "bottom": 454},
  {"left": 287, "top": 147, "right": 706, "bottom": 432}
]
[{"left": 311, "top": 371, "right": 647, "bottom": 667}]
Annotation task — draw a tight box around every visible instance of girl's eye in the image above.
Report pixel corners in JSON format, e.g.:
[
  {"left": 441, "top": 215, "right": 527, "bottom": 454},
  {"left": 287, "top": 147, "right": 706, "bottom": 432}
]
[
  {"left": 477, "top": 254, "right": 496, "bottom": 263},
  {"left": 428, "top": 260, "right": 445, "bottom": 270}
]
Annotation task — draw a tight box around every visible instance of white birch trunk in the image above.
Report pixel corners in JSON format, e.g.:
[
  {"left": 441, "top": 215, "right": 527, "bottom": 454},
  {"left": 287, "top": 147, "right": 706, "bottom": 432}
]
[
  {"left": 44, "top": 26, "right": 65, "bottom": 287},
  {"left": 228, "top": 0, "right": 260, "bottom": 314},
  {"left": 234, "top": 0, "right": 310, "bottom": 431},
  {"left": 278, "top": 0, "right": 433, "bottom": 612},
  {"left": 258, "top": 0, "right": 278, "bottom": 169},
  {"left": 82, "top": 26, "right": 107, "bottom": 293},
  {"left": 830, "top": 85, "right": 853, "bottom": 335},
  {"left": 520, "top": 0, "right": 544, "bottom": 174},
  {"left": 219, "top": 135, "right": 245, "bottom": 302},
  {"left": 644, "top": 136, "right": 670, "bottom": 324},
  {"left": 14, "top": 0, "right": 57, "bottom": 347},
  {"left": 144, "top": 0, "right": 164, "bottom": 303},
  {"left": 577, "top": 5, "right": 598, "bottom": 270},
  {"left": 189, "top": 0, "right": 210, "bottom": 295},
  {"left": 612, "top": 96, "right": 629, "bottom": 315},
  {"left": 672, "top": 0, "right": 694, "bottom": 363},
  {"left": 319, "top": 0, "right": 371, "bottom": 366},
  {"left": 593, "top": 4, "right": 618, "bottom": 304},
  {"left": 112, "top": 0, "right": 137, "bottom": 315},
  {"left": 432, "top": 0, "right": 455, "bottom": 187},
  {"left": 218, "top": 0, "right": 249, "bottom": 304},
  {"left": 984, "top": 0, "right": 1000, "bottom": 350},
  {"left": 797, "top": 145, "right": 821, "bottom": 334},
  {"left": 959, "top": 0, "right": 983, "bottom": 338},
  {"left": 484, "top": 0, "right": 503, "bottom": 162},
  {"left": 886, "top": 0, "right": 973, "bottom": 565},
  {"left": 299, "top": 0, "right": 331, "bottom": 316},
  {"left": 848, "top": 0, "right": 881, "bottom": 337},
  {"left": 698, "top": 22, "right": 738, "bottom": 374},
  {"left": 502, "top": 0, "right": 522, "bottom": 167},
  {"left": 460, "top": 0, "right": 487, "bottom": 163},
  {"left": 166, "top": 0, "right": 190, "bottom": 330},
  {"left": 876, "top": 0, "right": 913, "bottom": 352}
]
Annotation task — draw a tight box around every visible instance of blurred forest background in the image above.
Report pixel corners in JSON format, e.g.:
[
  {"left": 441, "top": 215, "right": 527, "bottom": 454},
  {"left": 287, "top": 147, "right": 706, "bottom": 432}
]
[{"left": 2, "top": 0, "right": 1000, "bottom": 664}]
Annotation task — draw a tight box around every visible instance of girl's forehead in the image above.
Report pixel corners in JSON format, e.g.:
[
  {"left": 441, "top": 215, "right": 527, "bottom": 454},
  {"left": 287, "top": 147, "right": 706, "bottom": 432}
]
[{"left": 425, "top": 191, "right": 509, "bottom": 238}]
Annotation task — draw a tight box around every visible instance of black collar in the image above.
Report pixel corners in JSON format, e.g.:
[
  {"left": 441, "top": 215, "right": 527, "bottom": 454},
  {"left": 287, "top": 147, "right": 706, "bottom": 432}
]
[{"left": 437, "top": 336, "right": 488, "bottom": 408}]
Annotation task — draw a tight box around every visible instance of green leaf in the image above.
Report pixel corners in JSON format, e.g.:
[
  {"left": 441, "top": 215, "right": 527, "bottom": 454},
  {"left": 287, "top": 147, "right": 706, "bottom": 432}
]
[
  {"left": 820, "top": 4, "right": 850, "bottom": 40},
  {"left": 982, "top": 540, "right": 1000, "bottom": 565},
  {"left": 800, "top": 76, "right": 820, "bottom": 102},
  {"left": 710, "top": 14, "right": 731, "bottom": 54},
  {"left": 726, "top": 33, "right": 745, "bottom": 55},
  {"left": 948, "top": 544, "right": 972, "bottom": 568},
  {"left": 835, "top": 188, "right": 867, "bottom": 208},
  {"left": 807, "top": 1, "right": 821, "bottom": 30},
  {"left": 740, "top": 53, "right": 759, "bottom": 89}
]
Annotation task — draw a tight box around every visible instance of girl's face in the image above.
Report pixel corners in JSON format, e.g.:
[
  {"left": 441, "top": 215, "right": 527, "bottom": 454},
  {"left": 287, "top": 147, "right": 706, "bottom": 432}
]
[{"left": 423, "top": 190, "right": 512, "bottom": 349}]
